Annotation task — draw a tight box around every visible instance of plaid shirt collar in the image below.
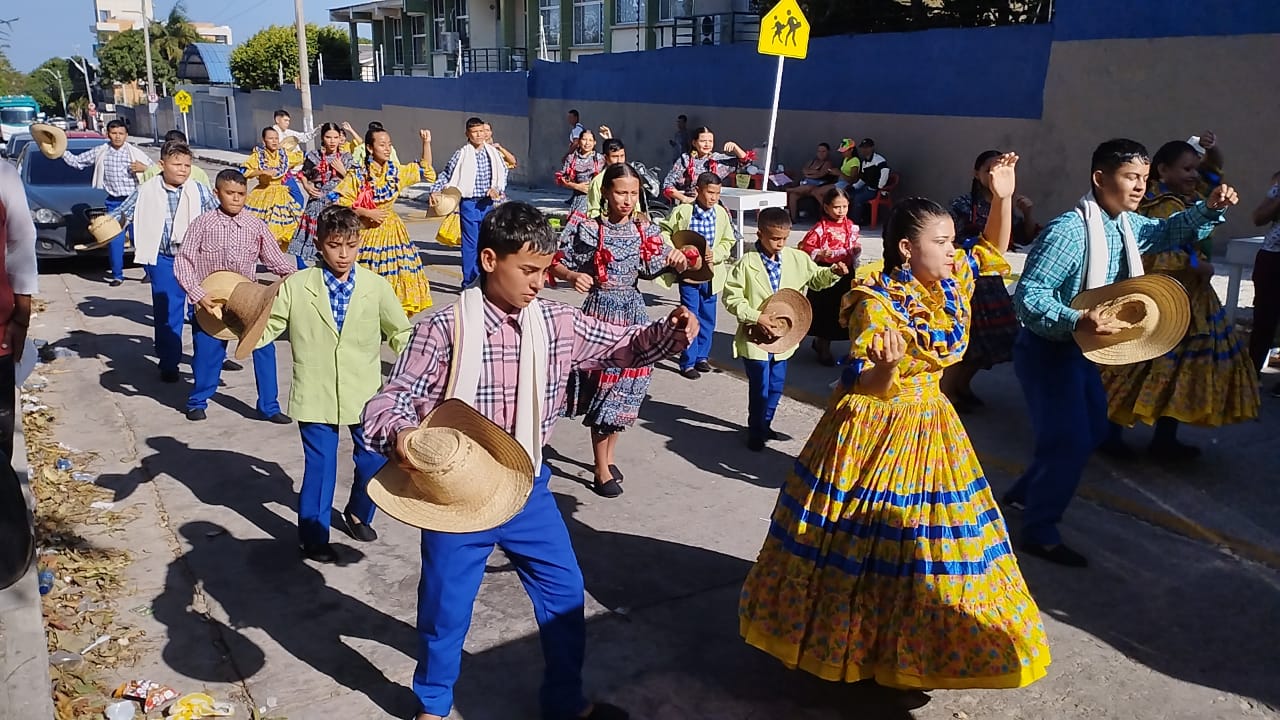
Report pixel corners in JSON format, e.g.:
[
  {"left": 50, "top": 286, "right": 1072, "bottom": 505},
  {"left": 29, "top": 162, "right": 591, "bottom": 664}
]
[
  {"left": 322, "top": 265, "right": 356, "bottom": 332},
  {"left": 482, "top": 296, "right": 525, "bottom": 335},
  {"left": 689, "top": 203, "right": 717, "bottom": 236},
  {"left": 756, "top": 243, "right": 782, "bottom": 292}
]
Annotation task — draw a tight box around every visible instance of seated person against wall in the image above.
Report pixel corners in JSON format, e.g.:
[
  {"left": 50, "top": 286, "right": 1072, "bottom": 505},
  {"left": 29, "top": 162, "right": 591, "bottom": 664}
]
[
  {"left": 850, "top": 138, "right": 890, "bottom": 223},
  {"left": 832, "top": 138, "right": 861, "bottom": 191},
  {"left": 786, "top": 142, "right": 837, "bottom": 218}
]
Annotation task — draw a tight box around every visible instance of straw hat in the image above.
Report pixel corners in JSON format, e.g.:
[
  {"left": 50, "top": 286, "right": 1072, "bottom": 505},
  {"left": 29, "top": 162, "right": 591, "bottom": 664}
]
[
  {"left": 670, "top": 230, "right": 713, "bottom": 284},
  {"left": 30, "top": 123, "right": 67, "bottom": 159},
  {"left": 1069, "top": 274, "right": 1190, "bottom": 365},
  {"left": 280, "top": 135, "right": 300, "bottom": 153},
  {"left": 746, "top": 288, "right": 812, "bottom": 353},
  {"left": 77, "top": 215, "right": 124, "bottom": 251},
  {"left": 368, "top": 399, "right": 534, "bottom": 533},
  {"left": 430, "top": 187, "right": 463, "bottom": 217},
  {"left": 194, "top": 271, "right": 283, "bottom": 359}
]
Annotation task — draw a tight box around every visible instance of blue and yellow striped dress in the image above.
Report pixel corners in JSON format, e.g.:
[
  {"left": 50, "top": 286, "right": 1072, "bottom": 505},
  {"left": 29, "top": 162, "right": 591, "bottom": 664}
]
[
  {"left": 739, "top": 239, "right": 1051, "bottom": 690},
  {"left": 243, "top": 146, "right": 305, "bottom": 251}
]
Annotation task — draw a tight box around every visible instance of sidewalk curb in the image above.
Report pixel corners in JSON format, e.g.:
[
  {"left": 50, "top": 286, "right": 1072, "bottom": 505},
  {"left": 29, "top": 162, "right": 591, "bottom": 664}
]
[{"left": 0, "top": 398, "right": 56, "bottom": 720}]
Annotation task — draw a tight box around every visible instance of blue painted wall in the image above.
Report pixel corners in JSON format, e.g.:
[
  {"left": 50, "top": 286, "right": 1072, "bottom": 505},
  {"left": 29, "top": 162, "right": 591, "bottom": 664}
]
[
  {"left": 1052, "top": 0, "right": 1280, "bottom": 41},
  {"left": 277, "top": 71, "right": 529, "bottom": 118}
]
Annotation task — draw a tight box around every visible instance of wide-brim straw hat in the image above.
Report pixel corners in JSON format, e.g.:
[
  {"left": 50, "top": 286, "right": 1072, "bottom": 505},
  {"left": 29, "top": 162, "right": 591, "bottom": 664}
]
[
  {"left": 30, "top": 123, "right": 67, "bottom": 159},
  {"left": 368, "top": 398, "right": 535, "bottom": 533},
  {"left": 194, "top": 271, "right": 283, "bottom": 358},
  {"left": 430, "top": 187, "right": 463, "bottom": 217},
  {"left": 1069, "top": 274, "right": 1190, "bottom": 365},
  {"left": 280, "top": 135, "right": 300, "bottom": 153},
  {"left": 79, "top": 214, "right": 124, "bottom": 251},
  {"left": 670, "top": 230, "right": 713, "bottom": 284},
  {"left": 747, "top": 288, "right": 812, "bottom": 353}
]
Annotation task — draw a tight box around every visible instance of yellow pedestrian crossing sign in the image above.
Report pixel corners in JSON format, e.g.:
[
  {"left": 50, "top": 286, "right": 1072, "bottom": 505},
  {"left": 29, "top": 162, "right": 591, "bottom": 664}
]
[
  {"left": 173, "top": 90, "right": 193, "bottom": 113},
  {"left": 758, "top": 0, "right": 810, "bottom": 60}
]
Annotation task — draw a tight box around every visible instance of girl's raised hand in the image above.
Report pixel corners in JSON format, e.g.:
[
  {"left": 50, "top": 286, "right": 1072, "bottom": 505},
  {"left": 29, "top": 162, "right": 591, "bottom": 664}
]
[{"left": 988, "top": 152, "right": 1019, "bottom": 200}]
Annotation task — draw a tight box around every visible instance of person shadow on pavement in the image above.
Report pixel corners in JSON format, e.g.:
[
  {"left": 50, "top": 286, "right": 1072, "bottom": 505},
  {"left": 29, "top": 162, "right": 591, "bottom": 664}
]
[
  {"left": 153, "top": 521, "right": 420, "bottom": 716},
  {"left": 637, "top": 398, "right": 798, "bottom": 488}
]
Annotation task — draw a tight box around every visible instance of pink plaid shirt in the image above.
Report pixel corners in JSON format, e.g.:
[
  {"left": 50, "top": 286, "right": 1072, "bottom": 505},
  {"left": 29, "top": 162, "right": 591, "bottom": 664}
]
[
  {"left": 175, "top": 208, "right": 298, "bottom": 303},
  {"left": 362, "top": 297, "right": 681, "bottom": 456}
]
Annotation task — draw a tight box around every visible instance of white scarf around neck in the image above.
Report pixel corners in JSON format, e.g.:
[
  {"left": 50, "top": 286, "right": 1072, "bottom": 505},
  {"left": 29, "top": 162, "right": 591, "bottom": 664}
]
[
  {"left": 447, "top": 287, "right": 549, "bottom": 470},
  {"left": 133, "top": 176, "right": 202, "bottom": 265},
  {"left": 1076, "top": 192, "right": 1144, "bottom": 291},
  {"left": 448, "top": 144, "right": 509, "bottom": 198},
  {"left": 92, "top": 142, "right": 151, "bottom": 191}
]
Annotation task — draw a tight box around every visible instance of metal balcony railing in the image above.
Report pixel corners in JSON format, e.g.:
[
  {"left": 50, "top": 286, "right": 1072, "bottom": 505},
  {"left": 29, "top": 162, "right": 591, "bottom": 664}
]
[
  {"left": 460, "top": 47, "right": 529, "bottom": 73},
  {"left": 672, "top": 12, "right": 759, "bottom": 47}
]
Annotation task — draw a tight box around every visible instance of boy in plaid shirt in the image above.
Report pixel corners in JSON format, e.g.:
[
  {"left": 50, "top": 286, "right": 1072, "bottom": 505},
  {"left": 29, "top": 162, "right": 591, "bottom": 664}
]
[
  {"left": 362, "top": 202, "right": 697, "bottom": 720},
  {"left": 257, "top": 206, "right": 412, "bottom": 562},
  {"left": 176, "top": 169, "right": 298, "bottom": 423}
]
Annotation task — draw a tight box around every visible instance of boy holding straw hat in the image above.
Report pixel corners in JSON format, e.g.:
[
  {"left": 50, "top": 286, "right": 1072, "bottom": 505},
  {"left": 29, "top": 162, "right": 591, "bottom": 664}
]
[
  {"left": 1009, "top": 137, "right": 1238, "bottom": 568},
  {"left": 362, "top": 202, "right": 698, "bottom": 720},
  {"left": 257, "top": 206, "right": 412, "bottom": 563},
  {"left": 721, "top": 207, "right": 848, "bottom": 452},
  {"left": 175, "top": 169, "right": 298, "bottom": 424}
]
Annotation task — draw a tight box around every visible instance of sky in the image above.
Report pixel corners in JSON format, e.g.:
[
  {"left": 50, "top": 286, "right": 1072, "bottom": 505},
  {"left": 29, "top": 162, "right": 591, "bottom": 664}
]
[{"left": 4, "top": 0, "right": 344, "bottom": 72}]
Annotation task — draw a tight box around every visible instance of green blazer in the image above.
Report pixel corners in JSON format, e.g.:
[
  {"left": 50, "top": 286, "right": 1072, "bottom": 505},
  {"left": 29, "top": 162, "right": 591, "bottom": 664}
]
[
  {"left": 721, "top": 246, "right": 840, "bottom": 361},
  {"left": 258, "top": 265, "right": 413, "bottom": 425},
  {"left": 655, "top": 203, "right": 737, "bottom": 295}
]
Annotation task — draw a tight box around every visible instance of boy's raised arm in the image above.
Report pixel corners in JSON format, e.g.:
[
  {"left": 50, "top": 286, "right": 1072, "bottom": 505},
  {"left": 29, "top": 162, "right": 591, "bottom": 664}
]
[{"left": 362, "top": 316, "right": 451, "bottom": 455}]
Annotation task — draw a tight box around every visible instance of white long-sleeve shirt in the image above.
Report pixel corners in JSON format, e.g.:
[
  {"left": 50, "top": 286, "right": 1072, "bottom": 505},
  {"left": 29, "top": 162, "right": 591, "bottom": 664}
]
[{"left": 0, "top": 162, "right": 40, "bottom": 296}]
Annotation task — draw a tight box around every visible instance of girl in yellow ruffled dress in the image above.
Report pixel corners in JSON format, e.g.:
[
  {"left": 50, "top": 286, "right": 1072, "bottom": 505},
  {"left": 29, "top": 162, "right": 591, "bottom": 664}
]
[
  {"left": 1101, "top": 136, "right": 1259, "bottom": 459},
  {"left": 333, "top": 122, "right": 435, "bottom": 316},
  {"left": 242, "top": 127, "right": 305, "bottom": 251},
  {"left": 739, "top": 153, "right": 1051, "bottom": 692}
]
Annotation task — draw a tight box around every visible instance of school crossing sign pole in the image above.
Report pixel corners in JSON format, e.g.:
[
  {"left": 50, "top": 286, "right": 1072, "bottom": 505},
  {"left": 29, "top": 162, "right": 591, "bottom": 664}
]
[
  {"left": 757, "top": 0, "right": 810, "bottom": 190},
  {"left": 173, "top": 90, "right": 193, "bottom": 140}
]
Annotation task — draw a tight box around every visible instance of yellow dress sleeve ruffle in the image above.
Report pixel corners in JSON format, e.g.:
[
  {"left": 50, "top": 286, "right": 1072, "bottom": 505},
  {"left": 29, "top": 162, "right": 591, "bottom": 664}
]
[
  {"left": 959, "top": 235, "right": 1011, "bottom": 285},
  {"left": 397, "top": 162, "right": 437, "bottom": 185},
  {"left": 845, "top": 294, "right": 902, "bottom": 399}
]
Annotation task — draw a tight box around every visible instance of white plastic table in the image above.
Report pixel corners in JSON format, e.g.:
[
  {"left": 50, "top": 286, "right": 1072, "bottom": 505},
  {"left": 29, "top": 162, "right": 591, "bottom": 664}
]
[
  {"left": 717, "top": 187, "right": 789, "bottom": 258},
  {"left": 1222, "top": 236, "right": 1263, "bottom": 324}
]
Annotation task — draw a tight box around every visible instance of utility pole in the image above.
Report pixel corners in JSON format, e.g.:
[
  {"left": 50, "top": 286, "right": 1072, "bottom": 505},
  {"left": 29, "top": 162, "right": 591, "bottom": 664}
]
[
  {"left": 68, "top": 55, "right": 96, "bottom": 132},
  {"left": 294, "top": 0, "right": 314, "bottom": 150},
  {"left": 40, "top": 68, "right": 68, "bottom": 117},
  {"left": 141, "top": 0, "right": 157, "bottom": 142}
]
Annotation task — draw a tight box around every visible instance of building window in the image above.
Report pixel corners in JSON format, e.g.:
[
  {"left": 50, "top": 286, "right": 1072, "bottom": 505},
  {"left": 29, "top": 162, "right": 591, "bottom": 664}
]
[
  {"left": 538, "top": 0, "right": 561, "bottom": 46},
  {"left": 409, "top": 14, "right": 428, "bottom": 64},
  {"left": 573, "top": 0, "right": 603, "bottom": 45},
  {"left": 658, "top": 0, "right": 688, "bottom": 20},
  {"left": 455, "top": 0, "right": 470, "bottom": 48},
  {"left": 390, "top": 17, "right": 404, "bottom": 67},
  {"left": 616, "top": 0, "right": 642, "bottom": 25}
]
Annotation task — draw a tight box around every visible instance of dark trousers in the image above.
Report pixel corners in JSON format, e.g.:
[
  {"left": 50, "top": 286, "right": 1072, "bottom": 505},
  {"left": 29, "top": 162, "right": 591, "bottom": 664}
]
[
  {"left": 0, "top": 355, "right": 13, "bottom": 462},
  {"left": 414, "top": 466, "right": 587, "bottom": 719},
  {"left": 678, "top": 282, "right": 716, "bottom": 370},
  {"left": 1007, "top": 329, "right": 1110, "bottom": 546},
  {"left": 743, "top": 357, "right": 788, "bottom": 443},
  {"left": 1248, "top": 249, "right": 1280, "bottom": 374},
  {"left": 459, "top": 197, "right": 496, "bottom": 287}
]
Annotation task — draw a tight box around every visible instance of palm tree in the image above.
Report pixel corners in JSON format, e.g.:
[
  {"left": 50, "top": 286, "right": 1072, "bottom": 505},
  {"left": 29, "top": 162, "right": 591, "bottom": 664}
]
[{"left": 151, "top": 2, "right": 202, "bottom": 66}]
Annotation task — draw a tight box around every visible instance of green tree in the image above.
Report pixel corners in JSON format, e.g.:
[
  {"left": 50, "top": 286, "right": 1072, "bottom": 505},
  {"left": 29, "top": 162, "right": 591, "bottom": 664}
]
[
  {"left": 0, "top": 50, "right": 25, "bottom": 96},
  {"left": 97, "top": 29, "right": 177, "bottom": 90},
  {"left": 230, "top": 24, "right": 352, "bottom": 91},
  {"left": 151, "top": 2, "right": 202, "bottom": 66},
  {"left": 24, "top": 57, "right": 89, "bottom": 115}
]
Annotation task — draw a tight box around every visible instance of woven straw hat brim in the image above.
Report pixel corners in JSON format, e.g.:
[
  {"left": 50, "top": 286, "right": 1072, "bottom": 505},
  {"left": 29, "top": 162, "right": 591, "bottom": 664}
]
[
  {"left": 368, "top": 399, "right": 535, "bottom": 533},
  {"left": 31, "top": 124, "right": 67, "bottom": 159},
  {"left": 79, "top": 215, "right": 124, "bottom": 250},
  {"left": 752, "top": 288, "right": 813, "bottom": 353},
  {"left": 671, "top": 230, "right": 714, "bottom": 284},
  {"left": 1070, "top": 274, "right": 1190, "bottom": 365},
  {"left": 281, "top": 136, "right": 300, "bottom": 153},
  {"left": 195, "top": 271, "right": 252, "bottom": 341},
  {"left": 430, "top": 187, "right": 464, "bottom": 217},
  {"left": 229, "top": 278, "right": 284, "bottom": 360}
]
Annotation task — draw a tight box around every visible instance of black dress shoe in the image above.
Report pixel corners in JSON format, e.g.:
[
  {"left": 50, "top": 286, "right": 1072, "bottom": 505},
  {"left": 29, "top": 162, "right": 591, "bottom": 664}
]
[
  {"left": 747, "top": 436, "right": 765, "bottom": 452},
  {"left": 766, "top": 429, "right": 791, "bottom": 442},
  {"left": 222, "top": 359, "right": 244, "bottom": 372},
  {"left": 343, "top": 511, "right": 378, "bottom": 542},
  {"left": 592, "top": 476, "right": 623, "bottom": 498},
  {"left": 694, "top": 360, "right": 712, "bottom": 373},
  {"left": 679, "top": 367, "right": 701, "bottom": 380},
  {"left": 160, "top": 370, "right": 181, "bottom": 383},
  {"left": 1149, "top": 439, "right": 1201, "bottom": 462},
  {"left": 1020, "top": 541, "right": 1088, "bottom": 568},
  {"left": 608, "top": 464, "right": 624, "bottom": 483},
  {"left": 261, "top": 412, "right": 292, "bottom": 424},
  {"left": 186, "top": 408, "right": 207, "bottom": 421},
  {"left": 302, "top": 543, "right": 339, "bottom": 563},
  {"left": 108, "top": 279, "right": 123, "bottom": 287},
  {"left": 581, "top": 702, "right": 630, "bottom": 720}
]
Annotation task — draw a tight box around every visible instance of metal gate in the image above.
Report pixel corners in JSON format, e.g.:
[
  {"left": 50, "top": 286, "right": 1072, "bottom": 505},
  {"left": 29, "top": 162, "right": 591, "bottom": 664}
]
[{"left": 193, "top": 96, "right": 233, "bottom": 150}]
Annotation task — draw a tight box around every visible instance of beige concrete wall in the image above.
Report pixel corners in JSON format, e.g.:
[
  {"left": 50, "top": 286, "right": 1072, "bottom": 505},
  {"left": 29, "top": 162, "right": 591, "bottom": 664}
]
[{"left": 529, "top": 33, "right": 1280, "bottom": 243}]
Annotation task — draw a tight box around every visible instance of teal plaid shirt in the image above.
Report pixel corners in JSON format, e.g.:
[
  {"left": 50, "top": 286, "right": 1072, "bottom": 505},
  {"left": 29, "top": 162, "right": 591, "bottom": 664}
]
[{"left": 1014, "top": 201, "right": 1224, "bottom": 341}]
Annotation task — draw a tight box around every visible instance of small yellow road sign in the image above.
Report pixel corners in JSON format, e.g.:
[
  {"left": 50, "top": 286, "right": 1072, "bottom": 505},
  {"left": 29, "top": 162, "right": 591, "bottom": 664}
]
[
  {"left": 758, "top": 0, "right": 810, "bottom": 60},
  {"left": 173, "top": 90, "right": 193, "bottom": 113}
]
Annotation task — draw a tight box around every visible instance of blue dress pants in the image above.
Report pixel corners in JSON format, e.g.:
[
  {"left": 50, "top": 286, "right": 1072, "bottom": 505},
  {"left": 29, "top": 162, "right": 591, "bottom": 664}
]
[
  {"left": 459, "top": 197, "right": 495, "bottom": 287},
  {"left": 103, "top": 196, "right": 129, "bottom": 281},
  {"left": 188, "top": 319, "right": 281, "bottom": 416},
  {"left": 297, "top": 422, "right": 383, "bottom": 546},
  {"left": 678, "top": 282, "right": 717, "bottom": 370},
  {"left": 1006, "top": 329, "right": 1110, "bottom": 546},
  {"left": 742, "top": 357, "right": 788, "bottom": 443},
  {"left": 414, "top": 465, "right": 587, "bottom": 719},
  {"left": 149, "top": 254, "right": 186, "bottom": 374}
]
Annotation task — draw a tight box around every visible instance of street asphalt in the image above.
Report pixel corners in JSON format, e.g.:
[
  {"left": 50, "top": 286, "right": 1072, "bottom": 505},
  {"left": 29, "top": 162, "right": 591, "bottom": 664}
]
[{"left": 9, "top": 152, "right": 1279, "bottom": 719}]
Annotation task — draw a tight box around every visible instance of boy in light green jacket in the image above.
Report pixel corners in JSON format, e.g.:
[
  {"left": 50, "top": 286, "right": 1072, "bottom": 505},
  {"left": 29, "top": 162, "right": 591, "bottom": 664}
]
[
  {"left": 722, "top": 207, "right": 849, "bottom": 451},
  {"left": 257, "top": 205, "right": 413, "bottom": 563},
  {"left": 657, "top": 172, "right": 738, "bottom": 379}
]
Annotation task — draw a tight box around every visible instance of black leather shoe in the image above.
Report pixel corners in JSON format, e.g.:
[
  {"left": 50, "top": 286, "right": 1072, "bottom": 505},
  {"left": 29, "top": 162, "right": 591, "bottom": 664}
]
[
  {"left": 694, "top": 360, "right": 712, "bottom": 373},
  {"left": 1020, "top": 541, "right": 1088, "bottom": 568},
  {"left": 302, "top": 543, "right": 339, "bottom": 563},
  {"left": 343, "top": 511, "right": 378, "bottom": 542},
  {"left": 186, "top": 408, "right": 207, "bottom": 421},
  {"left": 679, "top": 367, "right": 701, "bottom": 380},
  {"left": 261, "top": 412, "right": 292, "bottom": 424},
  {"left": 592, "top": 477, "right": 623, "bottom": 498},
  {"left": 108, "top": 279, "right": 123, "bottom": 287},
  {"left": 747, "top": 436, "right": 765, "bottom": 452},
  {"left": 222, "top": 359, "right": 243, "bottom": 372},
  {"left": 160, "top": 370, "right": 181, "bottom": 383},
  {"left": 766, "top": 429, "right": 791, "bottom": 442},
  {"left": 608, "top": 464, "right": 624, "bottom": 483}
]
